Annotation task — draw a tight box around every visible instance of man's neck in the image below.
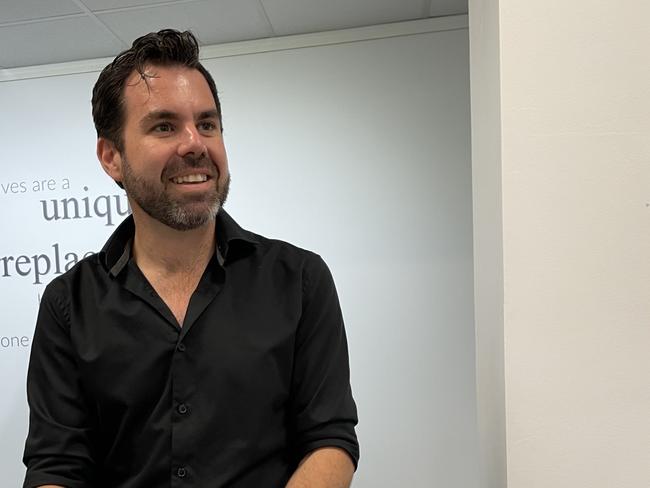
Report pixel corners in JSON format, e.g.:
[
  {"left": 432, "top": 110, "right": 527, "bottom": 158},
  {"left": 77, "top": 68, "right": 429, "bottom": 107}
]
[{"left": 131, "top": 211, "right": 217, "bottom": 276}]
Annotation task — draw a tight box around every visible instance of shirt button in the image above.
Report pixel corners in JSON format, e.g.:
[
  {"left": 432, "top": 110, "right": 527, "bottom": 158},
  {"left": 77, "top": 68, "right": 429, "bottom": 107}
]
[
  {"left": 177, "top": 403, "right": 188, "bottom": 414},
  {"left": 177, "top": 343, "right": 186, "bottom": 352},
  {"left": 177, "top": 466, "right": 187, "bottom": 478}
]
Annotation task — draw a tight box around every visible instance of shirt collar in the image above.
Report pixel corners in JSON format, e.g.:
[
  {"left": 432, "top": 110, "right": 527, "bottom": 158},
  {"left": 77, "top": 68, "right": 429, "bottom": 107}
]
[{"left": 100, "top": 209, "right": 259, "bottom": 277}]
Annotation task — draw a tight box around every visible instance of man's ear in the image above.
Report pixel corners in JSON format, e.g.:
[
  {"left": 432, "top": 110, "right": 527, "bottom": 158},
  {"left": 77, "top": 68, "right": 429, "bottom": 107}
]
[{"left": 97, "top": 138, "right": 124, "bottom": 185}]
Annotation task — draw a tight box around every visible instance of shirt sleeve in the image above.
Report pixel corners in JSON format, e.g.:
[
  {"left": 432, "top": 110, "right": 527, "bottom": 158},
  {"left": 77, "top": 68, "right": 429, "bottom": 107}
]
[
  {"left": 23, "top": 280, "right": 98, "bottom": 488},
  {"left": 290, "top": 253, "right": 360, "bottom": 468}
]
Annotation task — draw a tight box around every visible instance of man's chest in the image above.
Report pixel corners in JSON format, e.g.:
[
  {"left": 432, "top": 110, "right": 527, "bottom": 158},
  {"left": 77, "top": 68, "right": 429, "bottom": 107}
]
[
  {"left": 147, "top": 279, "right": 195, "bottom": 326},
  {"left": 68, "top": 268, "right": 304, "bottom": 416}
]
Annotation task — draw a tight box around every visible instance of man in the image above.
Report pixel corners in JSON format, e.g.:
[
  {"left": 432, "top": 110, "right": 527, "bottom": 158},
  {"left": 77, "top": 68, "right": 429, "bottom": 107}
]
[{"left": 23, "top": 29, "right": 358, "bottom": 488}]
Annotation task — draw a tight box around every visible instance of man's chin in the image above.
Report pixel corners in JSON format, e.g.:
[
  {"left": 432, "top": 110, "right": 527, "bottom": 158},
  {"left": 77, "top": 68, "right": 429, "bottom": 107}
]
[{"left": 164, "top": 202, "right": 221, "bottom": 230}]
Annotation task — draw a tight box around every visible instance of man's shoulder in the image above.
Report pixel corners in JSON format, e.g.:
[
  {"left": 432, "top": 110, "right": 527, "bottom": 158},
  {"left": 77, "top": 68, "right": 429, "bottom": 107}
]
[
  {"left": 41, "top": 252, "right": 105, "bottom": 300},
  {"left": 242, "top": 231, "right": 337, "bottom": 296},
  {"left": 246, "top": 230, "right": 325, "bottom": 269},
  {"left": 219, "top": 211, "right": 322, "bottom": 267},
  {"left": 252, "top": 231, "right": 315, "bottom": 255}
]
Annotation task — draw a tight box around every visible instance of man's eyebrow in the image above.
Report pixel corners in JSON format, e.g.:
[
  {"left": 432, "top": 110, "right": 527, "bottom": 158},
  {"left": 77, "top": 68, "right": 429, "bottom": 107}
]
[
  {"left": 197, "top": 110, "right": 220, "bottom": 120},
  {"left": 139, "top": 110, "right": 219, "bottom": 127},
  {"left": 139, "top": 110, "right": 179, "bottom": 127}
]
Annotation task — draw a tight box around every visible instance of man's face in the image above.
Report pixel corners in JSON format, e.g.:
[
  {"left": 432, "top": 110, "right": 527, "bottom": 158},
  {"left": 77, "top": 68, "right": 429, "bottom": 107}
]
[{"left": 113, "top": 64, "right": 229, "bottom": 230}]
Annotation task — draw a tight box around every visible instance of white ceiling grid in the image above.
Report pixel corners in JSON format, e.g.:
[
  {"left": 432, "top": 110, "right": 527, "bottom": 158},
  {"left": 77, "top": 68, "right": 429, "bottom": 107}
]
[
  {"left": 260, "top": 0, "right": 427, "bottom": 37},
  {"left": 2, "top": 0, "right": 83, "bottom": 23},
  {"left": 0, "top": 0, "right": 467, "bottom": 69}
]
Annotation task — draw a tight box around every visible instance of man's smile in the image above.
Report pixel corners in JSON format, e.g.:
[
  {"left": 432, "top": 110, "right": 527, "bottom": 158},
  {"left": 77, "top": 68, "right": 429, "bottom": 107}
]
[{"left": 171, "top": 174, "right": 210, "bottom": 184}]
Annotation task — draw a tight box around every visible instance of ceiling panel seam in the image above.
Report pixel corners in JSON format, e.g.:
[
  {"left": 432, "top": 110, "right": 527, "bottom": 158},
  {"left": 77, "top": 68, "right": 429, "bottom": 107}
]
[
  {"left": 0, "top": 13, "right": 87, "bottom": 28},
  {"left": 1, "top": 15, "right": 468, "bottom": 82},
  {"left": 70, "top": 0, "right": 128, "bottom": 49},
  {"left": 257, "top": 0, "right": 276, "bottom": 37},
  {"left": 90, "top": 0, "right": 207, "bottom": 15}
]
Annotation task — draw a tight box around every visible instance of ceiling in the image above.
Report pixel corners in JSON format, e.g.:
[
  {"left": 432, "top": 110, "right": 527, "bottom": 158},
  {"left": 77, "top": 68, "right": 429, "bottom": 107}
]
[{"left": 0, "top": 0, "right": 467, "bottom": 69}]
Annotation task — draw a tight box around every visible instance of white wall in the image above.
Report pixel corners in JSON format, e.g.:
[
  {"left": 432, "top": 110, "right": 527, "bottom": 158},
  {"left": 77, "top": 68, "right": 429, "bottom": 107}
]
[
  {"left": 468, "top": 1, "right": 507, "bottom": 487},
  {"left": 470, "top": 1, "right": 650, "bottom": 486},
  {"left": 0, "top": 18, "right": 478, "bottom": 487}
]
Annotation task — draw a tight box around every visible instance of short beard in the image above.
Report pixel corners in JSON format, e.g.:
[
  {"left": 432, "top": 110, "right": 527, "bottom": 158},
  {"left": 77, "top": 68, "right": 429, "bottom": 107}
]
[{"left": 121, "top": 154, "right": 230, "bottom": 231}]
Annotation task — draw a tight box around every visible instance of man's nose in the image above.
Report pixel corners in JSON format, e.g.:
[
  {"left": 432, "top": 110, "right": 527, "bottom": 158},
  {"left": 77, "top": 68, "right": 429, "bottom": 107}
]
[{"left": 177, "top": 124, "right": 206, "bottom": 157}]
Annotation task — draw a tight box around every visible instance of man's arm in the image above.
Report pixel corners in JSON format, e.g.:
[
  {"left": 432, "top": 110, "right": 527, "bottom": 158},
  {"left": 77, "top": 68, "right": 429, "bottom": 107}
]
[
  {"left": 23, "top": 281, "right": 97, "bottom": 488},
  {"left": 286, "top": 448, "right": 355, "bottom": 488},
  {"left": 288, "top": 254, "right": 359, "bottom": 480}
]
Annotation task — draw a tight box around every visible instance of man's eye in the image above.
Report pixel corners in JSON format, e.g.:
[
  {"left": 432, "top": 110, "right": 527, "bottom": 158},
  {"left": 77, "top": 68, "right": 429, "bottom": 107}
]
[
  {"left": 198, "top": 121, "right": 217, "bottom": 131},
  {"left": 152, "top": 123, "right": 173, "bottom": 133}
]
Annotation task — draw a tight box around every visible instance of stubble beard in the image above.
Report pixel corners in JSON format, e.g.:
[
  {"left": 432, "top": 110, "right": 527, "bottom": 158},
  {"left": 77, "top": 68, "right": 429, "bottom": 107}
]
[{"left": 120, "top": 154, "right": 230, "bottom": 231}]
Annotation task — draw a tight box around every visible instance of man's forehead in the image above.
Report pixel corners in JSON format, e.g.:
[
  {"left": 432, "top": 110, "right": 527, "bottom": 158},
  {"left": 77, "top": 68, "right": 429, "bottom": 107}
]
[
  {"left": 122, "top": 64, "right": 215, "bottom": 111},
  {"left": 124, "top": 64, "right": 200, "bottom": 91}
]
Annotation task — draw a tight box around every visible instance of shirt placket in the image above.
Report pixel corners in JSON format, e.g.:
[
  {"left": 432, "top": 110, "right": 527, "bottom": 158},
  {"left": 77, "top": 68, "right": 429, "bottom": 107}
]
[
  {"left": 170, "top": 268, "right": 225, "bottom": 487},
  {"left": 171, "top": 334, "right": 194, "bottom": 487}
]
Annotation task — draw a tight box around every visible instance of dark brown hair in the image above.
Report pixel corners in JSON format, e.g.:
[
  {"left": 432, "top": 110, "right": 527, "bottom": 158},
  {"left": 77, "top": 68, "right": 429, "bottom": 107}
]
[{"left": 91, "top": 29, "right": 222, "bottom": 152}]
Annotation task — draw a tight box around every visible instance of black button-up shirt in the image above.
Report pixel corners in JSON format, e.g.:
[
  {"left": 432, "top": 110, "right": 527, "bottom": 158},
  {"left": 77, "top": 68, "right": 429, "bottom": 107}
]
[{"left": 23, "top": 210, "right": 359, "bottom": 488}]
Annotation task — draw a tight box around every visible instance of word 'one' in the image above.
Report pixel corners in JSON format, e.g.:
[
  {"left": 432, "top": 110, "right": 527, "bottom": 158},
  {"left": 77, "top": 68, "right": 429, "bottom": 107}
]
[{"left": 0, "top": 336, "right": 30, "bottom": 348}]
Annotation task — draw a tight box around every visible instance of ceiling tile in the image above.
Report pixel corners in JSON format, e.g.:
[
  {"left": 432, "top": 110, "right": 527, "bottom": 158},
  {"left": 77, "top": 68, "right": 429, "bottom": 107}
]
[
  {"left": 0, "top": 17, "right": 125, "bottom": 68},
  {"left": 1, "top": 0, "right": 83, "bottom": 23},
  {"left": 429, "top": 0, "right": 467, "bottom": 17},
  {"left": 261, "top": 0, "right": 426, "bottom": 36},
  {"left": 97, "top": 0, "right": 272, "bottom": 47},
  {"left": 82, "top": 0, "right": 196, "bottom": 11}
]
